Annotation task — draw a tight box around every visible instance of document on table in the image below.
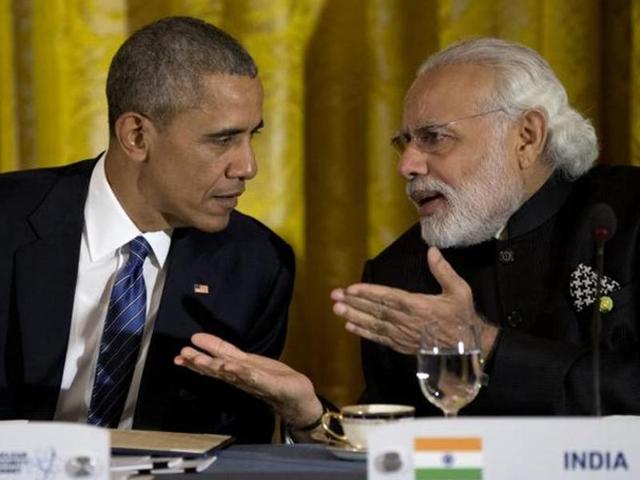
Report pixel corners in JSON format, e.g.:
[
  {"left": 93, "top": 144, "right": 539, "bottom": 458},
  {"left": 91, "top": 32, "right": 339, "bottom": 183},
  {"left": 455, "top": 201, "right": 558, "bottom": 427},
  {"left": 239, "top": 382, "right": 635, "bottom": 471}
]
[
  {"left": 111, "top": 455, "right": 217, "bottom": 476},
  {"left": 110, "top": 428, "right": 233, "bottom": 456}
]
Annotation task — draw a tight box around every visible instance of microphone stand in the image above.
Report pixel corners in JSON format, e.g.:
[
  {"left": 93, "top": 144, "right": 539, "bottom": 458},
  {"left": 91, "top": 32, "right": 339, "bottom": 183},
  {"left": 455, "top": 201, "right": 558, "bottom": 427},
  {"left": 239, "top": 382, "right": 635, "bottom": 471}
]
[{"left": 590, "top": 227, "right": 608, "bottom": 417}]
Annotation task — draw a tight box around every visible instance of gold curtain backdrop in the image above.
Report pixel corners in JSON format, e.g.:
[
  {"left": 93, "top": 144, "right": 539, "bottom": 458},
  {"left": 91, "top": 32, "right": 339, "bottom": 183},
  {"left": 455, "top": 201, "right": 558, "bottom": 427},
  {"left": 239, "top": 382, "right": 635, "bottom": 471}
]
[{"left": 2, "top": 0, "right": 640, "bottom": 407}]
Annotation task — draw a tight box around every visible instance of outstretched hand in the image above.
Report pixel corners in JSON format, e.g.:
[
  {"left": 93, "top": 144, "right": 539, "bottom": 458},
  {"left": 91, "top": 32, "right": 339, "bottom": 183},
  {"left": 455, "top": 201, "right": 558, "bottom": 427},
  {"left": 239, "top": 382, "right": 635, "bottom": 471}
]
[
  {"left": 175, "top": 333, "right": 323, "bottom": 429},
  {"left": 331, "top": 246, "right": 498, "bottom": 356}
]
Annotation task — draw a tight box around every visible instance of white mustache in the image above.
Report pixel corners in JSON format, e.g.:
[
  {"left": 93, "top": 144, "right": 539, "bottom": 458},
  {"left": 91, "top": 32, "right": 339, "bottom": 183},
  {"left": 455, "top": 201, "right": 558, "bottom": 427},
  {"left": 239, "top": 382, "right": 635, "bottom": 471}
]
[{"left": 406, "top": 176, "right": 452, "bottom": 198}]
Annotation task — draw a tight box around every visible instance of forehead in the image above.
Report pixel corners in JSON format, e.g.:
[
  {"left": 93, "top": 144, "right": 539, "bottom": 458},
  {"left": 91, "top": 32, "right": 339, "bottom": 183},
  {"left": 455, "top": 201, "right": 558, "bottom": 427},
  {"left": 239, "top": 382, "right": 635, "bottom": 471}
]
[
  {"left": 172, "top": 73, "right": 264, "bottom": 127},
  {"left": 403, "top": 64, "right": 496, "bottom": 127},
  {"left": 200, "top": 72, "right": 264, "bottom": 106}
]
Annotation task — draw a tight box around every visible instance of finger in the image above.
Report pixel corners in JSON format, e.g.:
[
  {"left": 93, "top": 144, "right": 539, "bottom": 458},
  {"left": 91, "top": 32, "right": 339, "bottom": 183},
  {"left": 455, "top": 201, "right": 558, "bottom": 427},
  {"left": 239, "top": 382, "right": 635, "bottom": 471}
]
[
  {"left": 191, "top": 333, "right": 247, "bottom": 361},
  {"left": 344, "top": 321, "right": 391, "bottom": 347},
  {"left": 179, "top": 351, "right": 244, "bottom": 383},
  {"left": 343, "top": 283, "right": 414, "bottom": 314},
  {"left": 337, "top": 293, "right": 381, "bottom": 318},
  {"left": 330, "top": 288, "right": 346, "bottom": 301},
  {"left": 177, "top": 361, "right": 206, "bottom": 376},
  {"left": 427, "top": 246, "right": 470, "bottom": 297},
  {"left": 176, "top": 349, "right": 217, "bottom": 371},
  {"left": 336, "top": 300, "right": 397, "bottom": 341},
  {"left": 339, "top": 293, "right": 416, "bottom": 327},
  {"left": 346, "top": 320, "right": 419, "bottom": 355},
  {"left": 335, "top": 289, "right": 418, "bottom": 335},
  {"left": 333, "top": 300, "right": 378, "bottom": 328},
  {"left": 174, "top": 352, "right": 213, "bottom": 376},
  {"left": 175, "top": 348, "right": 278, "bottom": 403},
  {"left": 178, "top": 346, "right": 205, "bottom": 361}
]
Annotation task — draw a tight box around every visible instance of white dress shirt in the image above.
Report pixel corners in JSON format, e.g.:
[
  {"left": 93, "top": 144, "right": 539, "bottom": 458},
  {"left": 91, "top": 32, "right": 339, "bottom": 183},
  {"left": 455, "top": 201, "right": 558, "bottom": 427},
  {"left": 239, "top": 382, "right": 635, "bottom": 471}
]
[{"left": 54, "top": 154, "right": 172, "bottom": 428}]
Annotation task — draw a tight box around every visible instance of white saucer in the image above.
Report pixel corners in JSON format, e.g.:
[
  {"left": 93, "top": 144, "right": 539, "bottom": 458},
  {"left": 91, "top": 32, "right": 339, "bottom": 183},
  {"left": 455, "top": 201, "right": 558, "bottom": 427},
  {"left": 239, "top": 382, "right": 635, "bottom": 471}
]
[{"left": 327, "top": 444, "right": 367, "bottom": 461}]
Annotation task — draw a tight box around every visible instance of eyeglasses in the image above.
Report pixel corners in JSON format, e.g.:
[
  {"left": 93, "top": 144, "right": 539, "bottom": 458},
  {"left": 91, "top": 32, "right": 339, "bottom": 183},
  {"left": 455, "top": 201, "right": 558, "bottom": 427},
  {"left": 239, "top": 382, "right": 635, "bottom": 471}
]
[{"left": 390, "top": 108, "right": 504, "bottom": 155}]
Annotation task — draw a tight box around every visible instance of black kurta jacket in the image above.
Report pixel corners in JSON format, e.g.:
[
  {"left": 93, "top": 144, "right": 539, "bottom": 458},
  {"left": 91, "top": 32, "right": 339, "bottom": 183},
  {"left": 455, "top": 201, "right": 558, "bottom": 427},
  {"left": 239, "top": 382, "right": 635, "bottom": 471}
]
[{"left": 361, "top": 165, "right": 640, "bottom": 416}]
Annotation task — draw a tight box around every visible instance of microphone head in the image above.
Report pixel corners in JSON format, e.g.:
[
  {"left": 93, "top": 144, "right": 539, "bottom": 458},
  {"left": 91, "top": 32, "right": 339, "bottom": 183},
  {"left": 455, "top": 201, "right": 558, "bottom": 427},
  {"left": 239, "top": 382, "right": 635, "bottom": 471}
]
[{"left": 588, "top": 203, "right": 617, "bottom": 242}]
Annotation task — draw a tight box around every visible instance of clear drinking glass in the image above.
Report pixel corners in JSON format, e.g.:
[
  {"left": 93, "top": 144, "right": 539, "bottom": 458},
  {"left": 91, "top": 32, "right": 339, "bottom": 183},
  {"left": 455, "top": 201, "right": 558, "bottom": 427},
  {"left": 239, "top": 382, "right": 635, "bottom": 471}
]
[{"left": 416, "top": 324, "right": 483, "bottom": 417}]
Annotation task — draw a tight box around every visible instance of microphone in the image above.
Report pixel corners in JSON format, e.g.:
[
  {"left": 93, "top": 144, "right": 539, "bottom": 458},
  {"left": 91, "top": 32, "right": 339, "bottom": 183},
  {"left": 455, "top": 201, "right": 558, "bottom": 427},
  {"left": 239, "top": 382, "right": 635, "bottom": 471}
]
[
  {"left": 589, "top": 203, "right": 617, "bottom": 245},
  {"left": 587, "top": 203, "right": 616, "bottom": 416}
]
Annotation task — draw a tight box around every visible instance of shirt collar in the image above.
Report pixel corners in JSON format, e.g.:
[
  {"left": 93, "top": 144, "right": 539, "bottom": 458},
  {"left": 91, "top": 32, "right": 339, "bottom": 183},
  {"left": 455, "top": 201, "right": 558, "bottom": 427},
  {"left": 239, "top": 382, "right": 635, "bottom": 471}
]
[
  {"left": 84, "top": 153, "right": 172, "bottom": 266},
  {"left": 504, "top": 171, "right": 575, "bottom": 239}
]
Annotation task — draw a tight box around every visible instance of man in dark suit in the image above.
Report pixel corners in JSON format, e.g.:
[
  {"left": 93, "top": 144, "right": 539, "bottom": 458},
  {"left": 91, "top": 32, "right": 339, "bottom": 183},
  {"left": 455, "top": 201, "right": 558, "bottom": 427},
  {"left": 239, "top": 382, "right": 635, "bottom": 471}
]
[
  {"left": 174, "top": 38, "right": 640, "bottom": 433},
  {"left": 0, "top": 16, "right": 298, "bottom": 443}
]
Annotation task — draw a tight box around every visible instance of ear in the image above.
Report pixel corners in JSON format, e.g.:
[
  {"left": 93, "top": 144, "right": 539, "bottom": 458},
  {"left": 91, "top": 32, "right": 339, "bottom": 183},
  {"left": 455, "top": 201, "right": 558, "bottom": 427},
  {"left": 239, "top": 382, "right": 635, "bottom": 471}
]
[
  {"left": 113, "top": 112, "right": 152, "bottom": 162},
  {"left": 515, "top": 109, "right": 547, "bottom": 170}
]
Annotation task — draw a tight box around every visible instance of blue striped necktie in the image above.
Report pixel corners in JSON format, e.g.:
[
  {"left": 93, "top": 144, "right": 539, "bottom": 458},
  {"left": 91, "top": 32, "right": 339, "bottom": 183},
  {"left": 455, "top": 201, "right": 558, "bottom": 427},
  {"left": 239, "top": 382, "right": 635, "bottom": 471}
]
[{"left": 87, "top": 236, "right": 151, "bottom": 428}]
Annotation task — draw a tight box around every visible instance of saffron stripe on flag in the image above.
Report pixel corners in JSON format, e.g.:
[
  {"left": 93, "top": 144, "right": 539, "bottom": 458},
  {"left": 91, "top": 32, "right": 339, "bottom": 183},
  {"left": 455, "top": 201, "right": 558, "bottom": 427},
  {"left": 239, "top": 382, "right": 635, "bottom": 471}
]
[
  {"left": 415, "top": 467, "right": 483, "bottom": 480},
  {"left": 415, "top": 438, "right": 482, "bottom": 451}
]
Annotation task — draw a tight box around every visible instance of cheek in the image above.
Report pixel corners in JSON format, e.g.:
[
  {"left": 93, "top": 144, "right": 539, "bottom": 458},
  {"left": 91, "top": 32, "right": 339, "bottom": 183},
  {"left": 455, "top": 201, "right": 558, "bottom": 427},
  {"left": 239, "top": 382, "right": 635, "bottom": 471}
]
[
  {"left": 432, "top": 153, "right": 474, "bottom": 189},
  {"left": 142, "top": 154, "right": 193, "bottom": 202},
  {"left": 202, "top": 155, "right": 232, "bottom": 186},
  {"left": 457, "top": 141, "right": 500, "bottom": 180}
]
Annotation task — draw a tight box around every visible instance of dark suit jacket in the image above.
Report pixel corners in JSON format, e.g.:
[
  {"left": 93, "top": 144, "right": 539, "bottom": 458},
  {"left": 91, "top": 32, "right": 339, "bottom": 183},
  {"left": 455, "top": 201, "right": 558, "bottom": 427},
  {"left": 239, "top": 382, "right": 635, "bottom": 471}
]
[
  {"left": 0, "top": 158, "right": 295, "bottom": 443},
  {"left": 361, "top": 166, "right": 640, "bottom": 416}
]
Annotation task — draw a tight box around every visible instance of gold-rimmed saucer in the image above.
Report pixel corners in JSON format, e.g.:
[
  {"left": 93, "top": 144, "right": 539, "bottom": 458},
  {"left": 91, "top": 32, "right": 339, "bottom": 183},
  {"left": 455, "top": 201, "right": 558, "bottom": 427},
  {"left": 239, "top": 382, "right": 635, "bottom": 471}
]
[{"left": 326, "top": 443, "right": 367, "bottom": 461}]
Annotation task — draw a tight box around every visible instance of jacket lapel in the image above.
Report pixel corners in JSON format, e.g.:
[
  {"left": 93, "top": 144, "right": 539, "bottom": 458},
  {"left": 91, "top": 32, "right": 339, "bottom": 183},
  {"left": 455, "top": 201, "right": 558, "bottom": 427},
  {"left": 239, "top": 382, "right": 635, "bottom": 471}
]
[{"left": 13, "top": 163, "right": 92, "bottom": 419}]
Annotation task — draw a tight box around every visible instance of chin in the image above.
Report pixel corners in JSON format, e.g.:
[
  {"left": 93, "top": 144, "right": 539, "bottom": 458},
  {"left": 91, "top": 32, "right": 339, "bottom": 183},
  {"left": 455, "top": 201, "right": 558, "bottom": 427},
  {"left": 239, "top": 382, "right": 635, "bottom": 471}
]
[
  {"left": 419, "top": 212, "right": 502, "bottom": 248},
  {"left": 191, "top": 213, "right": 231, "bottom": 233}
]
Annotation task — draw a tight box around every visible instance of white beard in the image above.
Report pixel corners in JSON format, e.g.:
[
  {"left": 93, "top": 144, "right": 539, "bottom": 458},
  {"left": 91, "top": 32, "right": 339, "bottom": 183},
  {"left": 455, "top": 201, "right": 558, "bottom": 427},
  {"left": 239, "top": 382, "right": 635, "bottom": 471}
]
[{"left": 407, "top": 134, "right": 526, "bottom": 248}]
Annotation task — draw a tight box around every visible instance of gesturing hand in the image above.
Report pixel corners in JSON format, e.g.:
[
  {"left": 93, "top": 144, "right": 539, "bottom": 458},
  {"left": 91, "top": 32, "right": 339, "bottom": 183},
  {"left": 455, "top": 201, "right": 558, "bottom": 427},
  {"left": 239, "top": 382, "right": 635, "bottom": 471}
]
[
  {"left": 174, "top": 333, "right": 323, "bottom": 429},
  {"left": 331, "top": 246, "right": 498, "bottom": 357}
]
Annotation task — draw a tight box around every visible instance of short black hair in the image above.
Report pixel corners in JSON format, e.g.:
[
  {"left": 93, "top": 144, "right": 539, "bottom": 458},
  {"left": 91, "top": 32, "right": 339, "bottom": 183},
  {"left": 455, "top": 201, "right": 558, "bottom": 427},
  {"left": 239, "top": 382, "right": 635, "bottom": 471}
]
[{"left": 106, "top": 16, "right": 258, "bottom": 133}]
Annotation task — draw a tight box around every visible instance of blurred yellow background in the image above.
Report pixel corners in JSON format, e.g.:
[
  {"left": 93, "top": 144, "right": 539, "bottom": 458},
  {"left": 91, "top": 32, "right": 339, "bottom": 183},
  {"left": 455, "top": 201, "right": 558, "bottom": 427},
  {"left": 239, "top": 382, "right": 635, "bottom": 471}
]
[{"left": 2, "top": 0, "right": 639, "bottom": 407}]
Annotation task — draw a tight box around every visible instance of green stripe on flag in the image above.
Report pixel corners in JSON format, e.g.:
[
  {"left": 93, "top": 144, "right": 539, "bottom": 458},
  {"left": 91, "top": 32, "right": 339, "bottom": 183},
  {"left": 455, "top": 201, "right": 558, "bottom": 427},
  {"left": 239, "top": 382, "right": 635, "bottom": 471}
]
[{"left": 415, "top": 468, "right": 482, "bottom": 480}]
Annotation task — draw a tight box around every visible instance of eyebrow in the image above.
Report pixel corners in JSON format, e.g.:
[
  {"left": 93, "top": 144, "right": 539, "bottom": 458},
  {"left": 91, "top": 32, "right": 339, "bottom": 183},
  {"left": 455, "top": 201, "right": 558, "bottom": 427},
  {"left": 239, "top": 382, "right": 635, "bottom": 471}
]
[
  {"left": 415, "top": 120, "right": 450, "bottom": 131},
  {"left": 393, "top": 123, "right": 434, "bottom": 139},
  {"left": 203, "top": 119, "right": 264, "bottom": 139}
]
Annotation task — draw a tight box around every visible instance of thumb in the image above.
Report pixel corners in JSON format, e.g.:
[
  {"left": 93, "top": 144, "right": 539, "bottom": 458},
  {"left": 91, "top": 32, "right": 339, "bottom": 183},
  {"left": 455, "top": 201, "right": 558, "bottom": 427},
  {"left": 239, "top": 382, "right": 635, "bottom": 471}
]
[{"left": 426, "top": 246, "right": 467, "bottom": 295}]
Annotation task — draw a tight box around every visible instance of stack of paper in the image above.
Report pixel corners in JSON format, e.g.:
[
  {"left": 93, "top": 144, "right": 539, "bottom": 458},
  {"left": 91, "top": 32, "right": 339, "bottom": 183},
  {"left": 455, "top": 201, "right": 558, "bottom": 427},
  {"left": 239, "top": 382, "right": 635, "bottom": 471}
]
[
  {"left": 110, "top": 455, "right": 217, "bottom": 477},
  {"left": 109, "top": 429, "right": 232, "bottom": 477}
]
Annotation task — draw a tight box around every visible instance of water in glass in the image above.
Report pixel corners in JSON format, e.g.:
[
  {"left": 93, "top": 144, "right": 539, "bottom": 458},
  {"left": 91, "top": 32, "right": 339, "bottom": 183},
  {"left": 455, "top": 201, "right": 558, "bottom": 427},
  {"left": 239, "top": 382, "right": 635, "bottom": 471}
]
[{"left": 416, "top": 325, "right": 483, "bottom": 417}]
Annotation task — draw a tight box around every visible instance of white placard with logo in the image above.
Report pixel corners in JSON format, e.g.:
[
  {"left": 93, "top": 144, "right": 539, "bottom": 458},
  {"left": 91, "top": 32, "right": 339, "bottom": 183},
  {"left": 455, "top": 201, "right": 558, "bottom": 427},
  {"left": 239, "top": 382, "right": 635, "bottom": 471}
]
[
  {"left": 368, "top": 417, "right": 640, "bottom": 480},
  {"left": 0, "top": 422, "right": 109, "bottom": 479}
]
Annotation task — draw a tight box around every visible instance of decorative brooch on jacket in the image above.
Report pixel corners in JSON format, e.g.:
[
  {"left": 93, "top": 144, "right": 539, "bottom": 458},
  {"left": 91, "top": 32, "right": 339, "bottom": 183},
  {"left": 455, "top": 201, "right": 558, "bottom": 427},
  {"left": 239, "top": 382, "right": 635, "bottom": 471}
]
[{"left": 569, "top": 263, "right": 620, "bottom": 313}]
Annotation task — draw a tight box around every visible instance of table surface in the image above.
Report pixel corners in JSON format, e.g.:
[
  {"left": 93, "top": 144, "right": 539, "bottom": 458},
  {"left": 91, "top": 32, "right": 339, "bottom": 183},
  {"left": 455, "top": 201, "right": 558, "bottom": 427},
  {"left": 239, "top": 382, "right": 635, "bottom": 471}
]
[{"left": 163, "top": 443, "right": 366, "bottom": 479}]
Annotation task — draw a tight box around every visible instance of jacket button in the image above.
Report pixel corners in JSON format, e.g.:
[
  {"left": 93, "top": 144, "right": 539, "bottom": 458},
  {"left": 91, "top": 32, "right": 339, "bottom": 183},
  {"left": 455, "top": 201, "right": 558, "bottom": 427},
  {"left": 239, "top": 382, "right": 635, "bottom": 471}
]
[
  {"left": 507, "top": 310, "right": 523, "bottom": 327},
  {"left": 498, "top": 248, "right": 515, "bottom": 263}
]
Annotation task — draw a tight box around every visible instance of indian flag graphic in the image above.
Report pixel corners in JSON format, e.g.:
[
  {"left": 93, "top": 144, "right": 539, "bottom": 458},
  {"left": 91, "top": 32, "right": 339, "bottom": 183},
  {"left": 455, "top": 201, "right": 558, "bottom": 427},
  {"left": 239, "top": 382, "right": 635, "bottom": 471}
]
[{"left": 414, "top": 437, "right": 483, "bottom": 480}]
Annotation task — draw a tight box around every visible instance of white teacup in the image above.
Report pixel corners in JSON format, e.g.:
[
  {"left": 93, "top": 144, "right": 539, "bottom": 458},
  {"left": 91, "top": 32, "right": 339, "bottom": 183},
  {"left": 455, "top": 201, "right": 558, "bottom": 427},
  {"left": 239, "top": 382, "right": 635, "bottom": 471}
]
[{"left": 321, "top": 404, "right": 415, "bottom": 449}]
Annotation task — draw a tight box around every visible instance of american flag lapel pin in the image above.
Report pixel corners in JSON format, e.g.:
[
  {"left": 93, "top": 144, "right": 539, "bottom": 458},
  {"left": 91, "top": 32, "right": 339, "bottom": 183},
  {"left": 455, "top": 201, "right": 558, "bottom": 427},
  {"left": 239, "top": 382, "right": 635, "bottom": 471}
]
[{"left": 193, "top": 283, "right": 210, "bottom": 294}]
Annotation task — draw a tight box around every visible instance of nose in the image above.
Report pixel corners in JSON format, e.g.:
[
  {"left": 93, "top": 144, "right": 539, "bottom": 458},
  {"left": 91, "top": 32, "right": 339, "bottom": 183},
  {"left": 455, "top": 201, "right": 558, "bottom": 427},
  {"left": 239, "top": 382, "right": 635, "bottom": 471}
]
[
  {"left": 397, "top": 146, "right": 429, "bottom": 180},
  {"left": 227, "top": 140, "right": 258, "bottom": 180}
]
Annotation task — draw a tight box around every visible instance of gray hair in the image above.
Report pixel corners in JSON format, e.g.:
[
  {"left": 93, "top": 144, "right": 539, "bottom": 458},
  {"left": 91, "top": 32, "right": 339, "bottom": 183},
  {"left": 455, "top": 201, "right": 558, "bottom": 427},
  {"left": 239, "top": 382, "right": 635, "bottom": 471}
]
[
  {"left": 419, "top": 38, "right": 598, "bottom": 178},
  {"left": 107, "top": 16, "right": 257, "bottom": 133}
]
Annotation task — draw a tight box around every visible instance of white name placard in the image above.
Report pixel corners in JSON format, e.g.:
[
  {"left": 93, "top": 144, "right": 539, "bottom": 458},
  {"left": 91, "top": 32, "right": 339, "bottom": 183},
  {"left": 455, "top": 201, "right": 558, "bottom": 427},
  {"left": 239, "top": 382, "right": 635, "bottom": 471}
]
[
  {"left": 368, "top": 417, "right": 640, "bottom": 480},
  {"left": 0, "top": 422, "right": 109, "bottom": 479}
]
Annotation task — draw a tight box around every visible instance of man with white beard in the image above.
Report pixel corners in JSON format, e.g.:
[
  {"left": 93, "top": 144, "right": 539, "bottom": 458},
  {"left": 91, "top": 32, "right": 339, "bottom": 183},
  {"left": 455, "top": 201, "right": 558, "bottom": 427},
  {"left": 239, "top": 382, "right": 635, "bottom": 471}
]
[{"left": 175, "top": 38, "right": 640, "bottom": 435}]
